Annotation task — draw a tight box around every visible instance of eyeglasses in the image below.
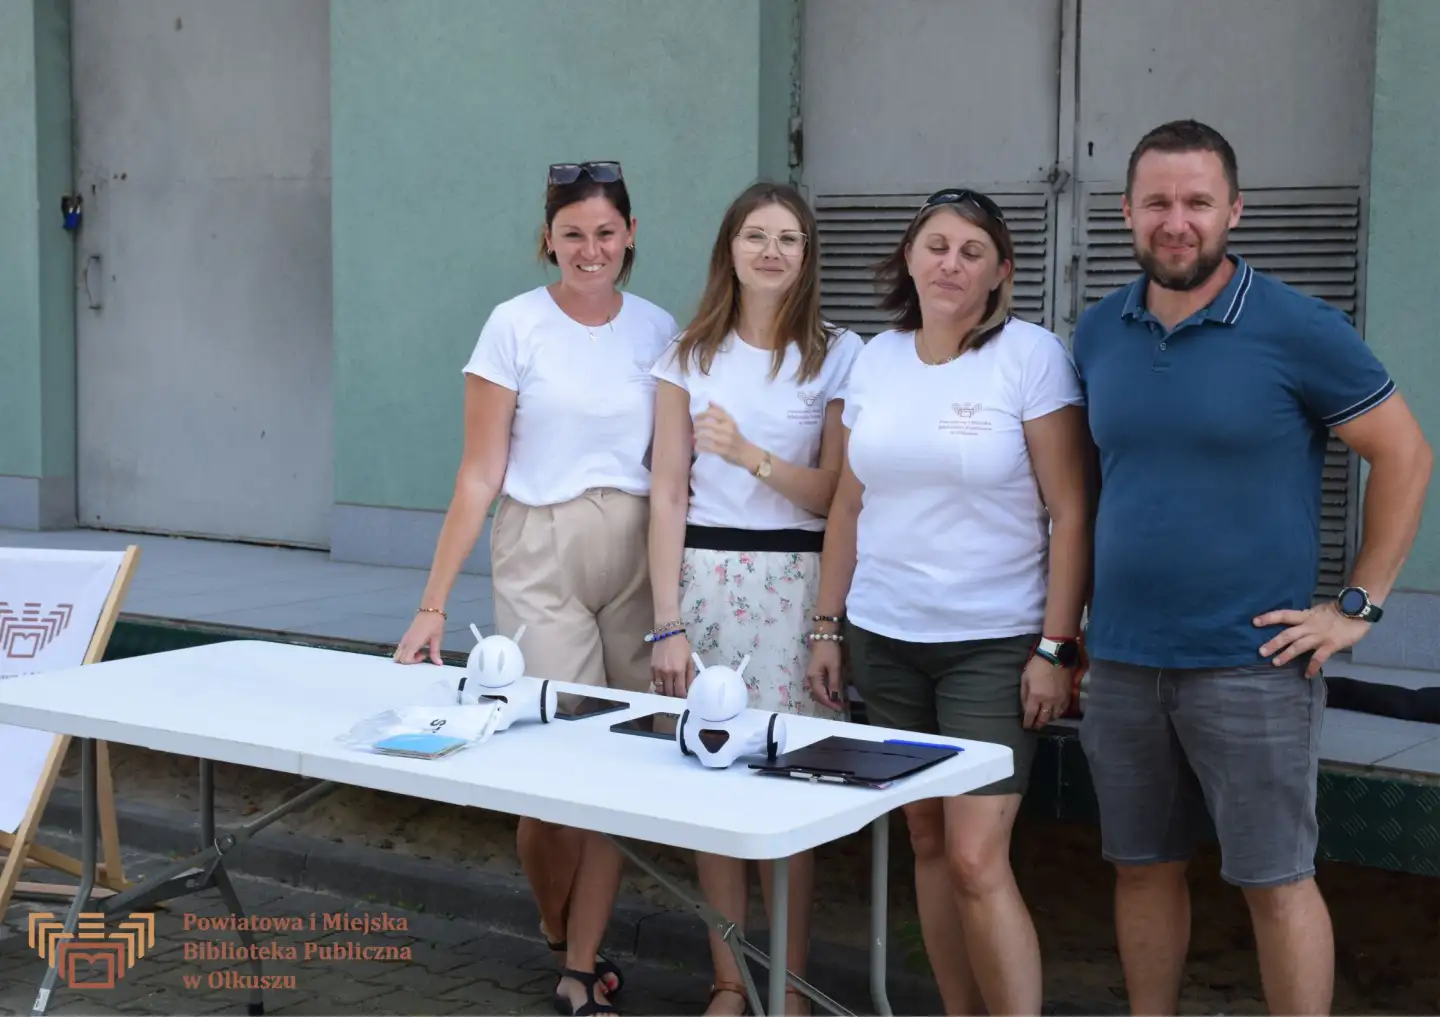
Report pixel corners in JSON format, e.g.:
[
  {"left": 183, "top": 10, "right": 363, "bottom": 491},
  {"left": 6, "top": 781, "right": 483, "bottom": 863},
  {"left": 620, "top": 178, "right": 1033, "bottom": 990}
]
[
  {"left": 548, "top": 161, "right": 624, "bottom": 186},
  {"left": 918, "top": 188, "right": 1007, "bottom": 223},
  {"left": 735, "top": 226, "right": 808, "bottom": 256}
]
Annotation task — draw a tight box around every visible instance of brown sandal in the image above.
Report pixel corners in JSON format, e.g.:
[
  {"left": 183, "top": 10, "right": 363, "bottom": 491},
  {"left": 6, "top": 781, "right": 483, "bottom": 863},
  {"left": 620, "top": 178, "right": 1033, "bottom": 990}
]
[{"left": 706, "top": 980, "right": 751, "bottom": 1015}]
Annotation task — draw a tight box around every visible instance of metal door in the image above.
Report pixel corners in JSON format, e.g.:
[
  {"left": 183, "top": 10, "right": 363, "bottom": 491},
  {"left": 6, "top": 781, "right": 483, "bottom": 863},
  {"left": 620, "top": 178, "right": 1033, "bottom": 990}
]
[
  {"left": 799, "top": 0, "right": 1067, "bottom": 336},
  {"left": 73, "top": 0, "right": 333, "bottom": 546},
  {"left": 1070, "top": 0, "right": 1378, "bottom": 598}
]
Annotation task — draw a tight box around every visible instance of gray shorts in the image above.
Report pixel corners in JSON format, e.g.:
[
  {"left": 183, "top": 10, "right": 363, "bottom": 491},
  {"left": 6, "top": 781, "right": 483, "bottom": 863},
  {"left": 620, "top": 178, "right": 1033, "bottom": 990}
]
[
  {"left": 847, "top": 625, "right": 1038, "bottom": 796},
  {"left": 1078, "top": 658, "right": 1327, "bottom": 888}
]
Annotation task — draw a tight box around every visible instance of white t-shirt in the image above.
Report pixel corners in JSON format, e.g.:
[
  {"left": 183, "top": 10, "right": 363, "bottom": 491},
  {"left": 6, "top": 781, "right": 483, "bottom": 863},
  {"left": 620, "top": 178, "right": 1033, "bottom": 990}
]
[
  {"left": 463, "top": 286, "right": 677, "bottom": 507},
  {"left": 651, "top": 327, "right": 863, "bottom": 531},
  {"left": 841, "top": 317, "right": 1085, "bottom": 642}
]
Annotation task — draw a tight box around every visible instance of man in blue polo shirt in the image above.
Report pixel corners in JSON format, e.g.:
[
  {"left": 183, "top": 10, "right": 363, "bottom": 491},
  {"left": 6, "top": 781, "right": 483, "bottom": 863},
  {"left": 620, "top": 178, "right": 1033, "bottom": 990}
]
[{"left": 1074, "top": 119, "right": 1432, "bottom": 1017}]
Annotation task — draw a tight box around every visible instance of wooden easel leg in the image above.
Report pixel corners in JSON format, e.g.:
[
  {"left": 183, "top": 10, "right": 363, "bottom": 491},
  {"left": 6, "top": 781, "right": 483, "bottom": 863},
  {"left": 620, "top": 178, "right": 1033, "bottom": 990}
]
[
  {"left": 95, "top": 741, "right": 127, "bottom": 887},
  {"left": 0, "top": 735, "right": 70, "bottom": 918},
  {"left": 1, "top": 546, "right": 140, "bottom": 921}
]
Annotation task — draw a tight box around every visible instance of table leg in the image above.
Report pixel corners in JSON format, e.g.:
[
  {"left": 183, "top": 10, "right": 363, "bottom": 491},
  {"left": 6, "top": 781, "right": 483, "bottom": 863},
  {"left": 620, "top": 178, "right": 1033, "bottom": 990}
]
[
  {"left": 30, "top": 738, "right": 98, "bottom": 1017},
  {"left": 870, "top": 813, "right": 892, "bottom": 1016},
  {"left": 84, "top": 766, "right": 337, "bottom": 1017},
  {"left": 601, "top": 836, "right": 853, "bottom": 1016},
  {"left": 768, "top": 856, "right": 788, "bottom": 1017},
  {"left": 200, "top": 757, "right": 215, "bottom": 844}
]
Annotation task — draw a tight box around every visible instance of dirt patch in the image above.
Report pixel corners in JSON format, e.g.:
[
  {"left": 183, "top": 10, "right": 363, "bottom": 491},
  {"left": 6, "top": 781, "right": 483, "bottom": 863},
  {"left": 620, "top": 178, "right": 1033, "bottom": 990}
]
[{"left": 55, "top": 743, "right": 1440, "bottom": 1014}]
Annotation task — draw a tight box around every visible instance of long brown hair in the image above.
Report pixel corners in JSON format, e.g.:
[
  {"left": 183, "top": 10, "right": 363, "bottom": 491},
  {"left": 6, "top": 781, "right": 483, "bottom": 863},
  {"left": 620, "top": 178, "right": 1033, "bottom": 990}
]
[
  {"left": 874, "top": 192, "right": 1015, "bottom": 354},
  {"left": 673, "top": 182, "right": 836, "bottom": 383}
]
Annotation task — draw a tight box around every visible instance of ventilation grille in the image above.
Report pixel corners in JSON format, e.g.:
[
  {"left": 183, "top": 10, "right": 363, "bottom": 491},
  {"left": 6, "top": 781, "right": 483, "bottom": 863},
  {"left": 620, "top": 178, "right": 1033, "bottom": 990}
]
[
  {"left": 1080, "top": 187, "right": 1364, "bottom": 598},
  {"left": 814, "top": 189, "right": 1053, "bottom": 338}
]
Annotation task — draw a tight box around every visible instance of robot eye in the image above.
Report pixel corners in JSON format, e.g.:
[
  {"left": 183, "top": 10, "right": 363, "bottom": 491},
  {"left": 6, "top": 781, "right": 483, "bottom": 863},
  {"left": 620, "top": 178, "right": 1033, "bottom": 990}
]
[{"left": 698, "top": 729, "right": 731, "bottom": 753}]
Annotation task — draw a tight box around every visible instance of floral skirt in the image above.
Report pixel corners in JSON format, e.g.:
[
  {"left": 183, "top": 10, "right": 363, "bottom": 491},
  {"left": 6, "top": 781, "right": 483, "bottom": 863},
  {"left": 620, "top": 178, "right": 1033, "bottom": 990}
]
[{"left": 678, "top": 547, "right": 844, "bottom": 720}]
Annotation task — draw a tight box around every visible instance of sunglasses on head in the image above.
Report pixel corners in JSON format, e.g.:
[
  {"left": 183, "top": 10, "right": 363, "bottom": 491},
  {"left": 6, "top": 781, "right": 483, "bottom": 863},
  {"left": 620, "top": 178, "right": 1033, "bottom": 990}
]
[
  {"left": 548, "top": 161, "right": 623, "bottom": 186},
  {"left": 918, "top": 188, "right": 1006, "bottom": 223}
]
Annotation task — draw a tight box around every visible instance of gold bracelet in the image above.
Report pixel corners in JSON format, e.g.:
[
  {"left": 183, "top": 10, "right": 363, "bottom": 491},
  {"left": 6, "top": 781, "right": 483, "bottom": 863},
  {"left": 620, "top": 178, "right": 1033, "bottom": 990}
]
[{"left": 417, "top": 606, "right": 447, "bottom": 619}]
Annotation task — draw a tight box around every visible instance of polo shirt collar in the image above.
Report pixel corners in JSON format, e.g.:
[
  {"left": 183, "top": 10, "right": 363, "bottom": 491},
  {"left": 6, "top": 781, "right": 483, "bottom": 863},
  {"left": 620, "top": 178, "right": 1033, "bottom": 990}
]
[{"left": 1119, "top": 254, "right": 1255, "bottom": 326}]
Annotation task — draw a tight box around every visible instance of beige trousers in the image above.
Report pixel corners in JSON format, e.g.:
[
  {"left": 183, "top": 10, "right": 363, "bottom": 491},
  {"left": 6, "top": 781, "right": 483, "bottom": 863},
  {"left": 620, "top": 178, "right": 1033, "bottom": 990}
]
[{"left": 489, "top": 487, "right": 653, "bottom": 694}]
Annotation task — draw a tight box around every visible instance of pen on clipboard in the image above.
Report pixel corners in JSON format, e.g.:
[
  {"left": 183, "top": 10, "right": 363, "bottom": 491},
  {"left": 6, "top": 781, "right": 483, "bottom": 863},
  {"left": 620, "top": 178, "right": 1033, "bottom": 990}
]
[
  {"left": 884, "top": 738, "right": 963, "bottom": 753},
  {"left": 787, "top": 771, "right": 847, "bottom": 784}
]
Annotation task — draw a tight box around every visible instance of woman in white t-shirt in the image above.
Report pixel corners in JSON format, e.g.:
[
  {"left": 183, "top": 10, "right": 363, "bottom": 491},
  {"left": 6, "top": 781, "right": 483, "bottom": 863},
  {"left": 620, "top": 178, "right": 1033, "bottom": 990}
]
[
  {"left": 804, "top": 189, "right": 1090, "bottom": 1016},
  {"left": 394, "top": 161, "right": 677, "bottom": 1017},
  {"left": 648, "top": 182, "right": 862, "bottom": 1016}
]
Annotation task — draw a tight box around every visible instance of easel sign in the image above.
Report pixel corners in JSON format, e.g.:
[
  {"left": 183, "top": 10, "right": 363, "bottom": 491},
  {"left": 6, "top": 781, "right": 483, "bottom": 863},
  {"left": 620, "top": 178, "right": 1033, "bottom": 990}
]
[{"left": 0, "top": 546, "right": 139, "bottom": 916}]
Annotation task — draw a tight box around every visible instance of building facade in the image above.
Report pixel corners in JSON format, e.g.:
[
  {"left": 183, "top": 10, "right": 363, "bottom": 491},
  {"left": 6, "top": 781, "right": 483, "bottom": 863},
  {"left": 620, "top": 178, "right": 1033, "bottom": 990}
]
[{"left": 3, "top": 0, "right": 1438, "bottom": 670}]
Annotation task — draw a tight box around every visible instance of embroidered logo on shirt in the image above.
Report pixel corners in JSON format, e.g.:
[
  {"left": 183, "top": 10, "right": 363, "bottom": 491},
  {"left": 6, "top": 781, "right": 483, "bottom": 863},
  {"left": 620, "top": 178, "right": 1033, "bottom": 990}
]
[
  {"left": 940, "top": 402, "right": 993, "bottom": 435},
  {"left": 787, "top": 389, "right": 824, "bottom": 424}
]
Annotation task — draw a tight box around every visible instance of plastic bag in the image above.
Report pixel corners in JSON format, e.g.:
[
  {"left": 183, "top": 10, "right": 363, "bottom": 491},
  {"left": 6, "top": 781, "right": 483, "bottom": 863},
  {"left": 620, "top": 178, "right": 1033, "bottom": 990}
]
[{"left": 337, "top": 680, "right": 503, "bottom": 755}]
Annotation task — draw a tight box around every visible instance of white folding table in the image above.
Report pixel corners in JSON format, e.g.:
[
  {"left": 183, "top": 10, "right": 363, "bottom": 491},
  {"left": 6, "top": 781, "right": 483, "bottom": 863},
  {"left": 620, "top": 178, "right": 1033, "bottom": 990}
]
[{"left": 0, "top": 640, "right": 1012, "bottom": 1017}]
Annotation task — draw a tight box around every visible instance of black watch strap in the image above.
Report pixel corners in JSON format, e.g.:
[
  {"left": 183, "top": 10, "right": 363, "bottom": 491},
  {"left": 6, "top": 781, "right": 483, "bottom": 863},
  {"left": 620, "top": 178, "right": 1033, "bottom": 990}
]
[{"left": 1337, "top": 586, "right": 1384, "bottom": 623}]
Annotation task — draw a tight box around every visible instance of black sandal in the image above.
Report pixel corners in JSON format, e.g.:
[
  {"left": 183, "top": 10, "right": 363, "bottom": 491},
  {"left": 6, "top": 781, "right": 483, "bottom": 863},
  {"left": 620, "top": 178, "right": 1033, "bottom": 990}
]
[
  {"left": 552, "top": 968, "right": 619, "bottom": 1016},
  {"left": 545, "top": 929, "right": 624, "bottom": 995}
]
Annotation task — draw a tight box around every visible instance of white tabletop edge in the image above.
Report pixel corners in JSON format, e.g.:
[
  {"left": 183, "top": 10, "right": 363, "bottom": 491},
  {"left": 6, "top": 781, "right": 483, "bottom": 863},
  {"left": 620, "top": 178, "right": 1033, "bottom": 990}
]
[
  {"left": 0, "top": 702, "right": 306, "bottom": 775},
  {"left": 0, "top": 639, "right": 1016, "bottom": 859},
  {"left": 297, "top": 749, "right": 1015, "bottom": 859}
]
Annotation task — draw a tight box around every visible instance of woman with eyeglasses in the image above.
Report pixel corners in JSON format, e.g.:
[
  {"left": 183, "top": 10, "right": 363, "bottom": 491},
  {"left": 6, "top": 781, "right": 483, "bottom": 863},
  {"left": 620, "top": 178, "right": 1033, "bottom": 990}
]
[
  {"left": 647, "top": 181, "right": 863, "bottom": 1016},
  {"left": 804, "top": 188, "right": 1091, "bottom": 1015},
  {"left": 394, "top": 160, "right": 677, "bottom": 1017}
]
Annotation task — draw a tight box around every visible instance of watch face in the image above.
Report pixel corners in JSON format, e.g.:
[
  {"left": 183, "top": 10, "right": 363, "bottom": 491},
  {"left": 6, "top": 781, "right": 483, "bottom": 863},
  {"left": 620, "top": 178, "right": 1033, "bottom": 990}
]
[{"left": 1338, "top": 588, "right": 1367, "bottom": 616}]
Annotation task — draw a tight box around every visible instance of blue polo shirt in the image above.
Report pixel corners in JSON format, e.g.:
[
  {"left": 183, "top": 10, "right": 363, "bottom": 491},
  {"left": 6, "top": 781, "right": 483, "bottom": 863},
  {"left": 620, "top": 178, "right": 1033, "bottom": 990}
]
[{"left": 1073, "top": 256, "right": 1395, "bottom": 669}]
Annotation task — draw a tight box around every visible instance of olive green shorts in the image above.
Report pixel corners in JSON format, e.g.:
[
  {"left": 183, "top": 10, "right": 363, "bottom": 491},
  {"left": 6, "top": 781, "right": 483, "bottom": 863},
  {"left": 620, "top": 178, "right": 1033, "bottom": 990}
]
[{"left": 847, "top": 623, "right": 1038, "bottom": 796}]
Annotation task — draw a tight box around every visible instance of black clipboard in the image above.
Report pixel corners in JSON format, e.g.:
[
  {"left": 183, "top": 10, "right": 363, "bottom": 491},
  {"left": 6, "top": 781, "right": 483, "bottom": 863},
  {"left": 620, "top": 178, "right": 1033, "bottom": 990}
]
[{"left": 748, "top": 736, "right": 960, "bottom": 789}]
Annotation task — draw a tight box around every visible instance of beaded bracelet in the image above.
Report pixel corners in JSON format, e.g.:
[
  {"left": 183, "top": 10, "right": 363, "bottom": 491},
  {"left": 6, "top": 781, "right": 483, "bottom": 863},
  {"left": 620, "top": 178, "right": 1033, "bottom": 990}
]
[
  {"left": 806, "top": 631, "right": 844, "bottom": 643},
  {"left": 644, "top": 620, "right": 686, "bottom": 644},
  {"left": 812, "top": 614, "right": 843, "bottom": 625},
  {"left": 416, "top": 606, "right": 447, "bottom": 619}
]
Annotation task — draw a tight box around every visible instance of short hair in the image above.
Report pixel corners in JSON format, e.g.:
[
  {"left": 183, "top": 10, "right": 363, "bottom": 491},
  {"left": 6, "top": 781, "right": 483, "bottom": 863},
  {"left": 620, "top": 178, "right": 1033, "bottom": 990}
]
[{"left": 1125, "top": 119, "right": 1239, "bottom": 201}]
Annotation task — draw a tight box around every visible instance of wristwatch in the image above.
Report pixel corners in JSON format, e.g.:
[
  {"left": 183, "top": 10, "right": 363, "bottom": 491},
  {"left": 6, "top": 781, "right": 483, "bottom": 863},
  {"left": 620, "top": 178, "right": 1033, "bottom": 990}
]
[
  {"left": 753, "top": 451, "right": 773, "bottom": 480},
  {"left": 1033, "top": 636, "right": 1080, "bottom": 668},
  {"left": 1336, "top": 586, "right": 1384, "bottom": 623}
]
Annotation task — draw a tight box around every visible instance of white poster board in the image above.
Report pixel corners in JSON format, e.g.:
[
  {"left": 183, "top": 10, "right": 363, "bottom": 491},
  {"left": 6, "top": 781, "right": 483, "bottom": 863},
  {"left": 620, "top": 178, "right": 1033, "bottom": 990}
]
[{"left": 0, "top": 548, "right": 125, "bottom": 834}]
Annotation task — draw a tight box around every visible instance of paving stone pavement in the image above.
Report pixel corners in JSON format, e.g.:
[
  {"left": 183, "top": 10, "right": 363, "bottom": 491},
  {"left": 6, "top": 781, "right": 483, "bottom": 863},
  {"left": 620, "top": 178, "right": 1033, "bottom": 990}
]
[{"left": 0, "top": 847, "right": 716, "bottom": 1017}]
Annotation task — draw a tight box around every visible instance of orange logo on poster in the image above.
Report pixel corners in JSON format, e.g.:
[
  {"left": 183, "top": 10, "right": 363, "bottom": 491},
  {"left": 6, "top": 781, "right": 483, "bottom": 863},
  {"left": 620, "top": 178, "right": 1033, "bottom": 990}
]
[{"left": 27, "top": 911, "right": 156, "bottom": 990}]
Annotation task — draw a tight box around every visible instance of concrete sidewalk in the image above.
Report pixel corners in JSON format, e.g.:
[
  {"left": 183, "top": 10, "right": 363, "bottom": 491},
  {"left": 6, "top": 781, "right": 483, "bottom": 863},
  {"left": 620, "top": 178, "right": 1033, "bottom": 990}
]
[{"left": 0, "top": 845, "right": 713, "bottom": 1016}]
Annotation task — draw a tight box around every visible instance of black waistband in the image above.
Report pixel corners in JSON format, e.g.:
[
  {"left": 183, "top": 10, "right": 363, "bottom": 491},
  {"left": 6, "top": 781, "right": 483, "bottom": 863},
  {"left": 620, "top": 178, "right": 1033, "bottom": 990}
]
[{"left": 684, "top": 524, "right": 824, "bottom": 554}]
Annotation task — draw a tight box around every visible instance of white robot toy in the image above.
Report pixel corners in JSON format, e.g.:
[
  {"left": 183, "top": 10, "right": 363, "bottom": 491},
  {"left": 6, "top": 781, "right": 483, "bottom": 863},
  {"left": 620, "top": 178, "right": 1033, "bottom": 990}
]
[
  {"left": 461, "top": 623, "right": 558, "bottom": 730},
  {"left": 676, "top": 652, "right": 788, "bottom": 768}
]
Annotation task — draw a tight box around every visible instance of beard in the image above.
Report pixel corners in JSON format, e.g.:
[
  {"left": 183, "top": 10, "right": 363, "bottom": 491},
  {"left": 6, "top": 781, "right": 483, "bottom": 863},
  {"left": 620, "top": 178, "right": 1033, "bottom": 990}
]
[{"left": 1133, "top": 235, "right": 1228, "bottom": 292}]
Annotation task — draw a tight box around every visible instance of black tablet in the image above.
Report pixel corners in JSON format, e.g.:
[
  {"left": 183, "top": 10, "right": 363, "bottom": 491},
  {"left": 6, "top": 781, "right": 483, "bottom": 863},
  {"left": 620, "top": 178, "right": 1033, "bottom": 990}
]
[
  {"left": 749, "top": 736, "right": 959, "bottom": 788},
  {"left": 552, "top": 691, "right": 630, "bottom": 721},
  {"left": 610, "top": 710, "right": 681, "bottom": 740}
]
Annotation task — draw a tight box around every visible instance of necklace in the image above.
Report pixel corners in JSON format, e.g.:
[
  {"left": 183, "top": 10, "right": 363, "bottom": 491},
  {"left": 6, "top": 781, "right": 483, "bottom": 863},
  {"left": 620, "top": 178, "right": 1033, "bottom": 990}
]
[
  {"left": 916, "top": 328, "right": 962, "bottom": 366},
  {"left": 586, "top": 310, "right": 614, "bottom": 341},
  {"left": 550, "top": 284, "right": 620, "bottom": 341}
]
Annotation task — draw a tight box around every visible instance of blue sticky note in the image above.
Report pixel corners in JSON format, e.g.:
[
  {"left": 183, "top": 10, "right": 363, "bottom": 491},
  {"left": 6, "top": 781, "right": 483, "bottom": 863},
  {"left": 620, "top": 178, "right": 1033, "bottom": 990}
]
[{"left": 372, "top": 732, "right": 468, "bottom": 759}]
